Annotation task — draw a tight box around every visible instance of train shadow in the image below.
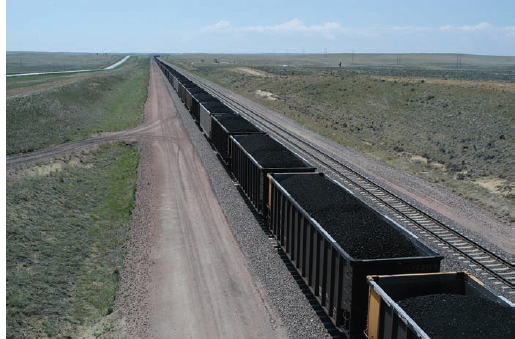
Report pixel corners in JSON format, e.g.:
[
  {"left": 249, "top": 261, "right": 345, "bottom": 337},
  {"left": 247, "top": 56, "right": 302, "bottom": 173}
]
[{"left": 274, "top": 246, "right": 343, "bottom": 339}]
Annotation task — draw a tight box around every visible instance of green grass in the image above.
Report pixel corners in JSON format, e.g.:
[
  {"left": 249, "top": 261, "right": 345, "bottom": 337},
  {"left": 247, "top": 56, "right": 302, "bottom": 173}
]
[
  {"left": 165, "top": 57, "right": 513, "bottom": 218},
  {"left": 6, "top": 143, "right": 139, "bottom": 338},
  {"left": 7, "top": 52, "right": 124, "bottom": 74},
  {"left": 6, "top": 56, "right": 150, "bottom": 154}
]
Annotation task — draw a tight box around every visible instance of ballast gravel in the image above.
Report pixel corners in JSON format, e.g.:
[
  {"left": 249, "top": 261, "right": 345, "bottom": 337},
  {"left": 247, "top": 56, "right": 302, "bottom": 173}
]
[{"left": 166, "top": 79, "right": 333, "bottom": 338}]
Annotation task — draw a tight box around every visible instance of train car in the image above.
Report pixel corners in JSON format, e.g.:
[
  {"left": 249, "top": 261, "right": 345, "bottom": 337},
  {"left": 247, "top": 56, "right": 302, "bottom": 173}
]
[
  {"left": 267, "top": 172, "right": 443, "bottom": 338},
  {"left": 230, "top": 134, "right": 316, "bottom": 214},
  {"left": 180, "top": 83, "right": 202, "bottom": 107},
  {"left": 198, "top": 102, "right": 234, "bottom": 138},
  {"left": 366, "top": 272, "right": 513, "bottom": 339},
  {"left": 210, "top": 113, "right": 264, "bottom": 164},
  {"left": 167, "top": 67, "right": 185, "bottom": 91},
  {"left": 184, "top": 87, "right": 209, "bottom": 114}
]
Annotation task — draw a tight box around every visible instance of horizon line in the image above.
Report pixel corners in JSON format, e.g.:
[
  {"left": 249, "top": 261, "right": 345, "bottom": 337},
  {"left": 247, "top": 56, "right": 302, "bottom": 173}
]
[{"left": 6, "top": 50, "right": 515, "bottom": 58}]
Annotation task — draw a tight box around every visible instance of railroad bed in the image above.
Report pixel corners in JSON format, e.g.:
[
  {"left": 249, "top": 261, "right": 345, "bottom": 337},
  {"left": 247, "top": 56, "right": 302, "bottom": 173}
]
[{"left": 154, "top": 57, "right": 513, "bottom": 338}]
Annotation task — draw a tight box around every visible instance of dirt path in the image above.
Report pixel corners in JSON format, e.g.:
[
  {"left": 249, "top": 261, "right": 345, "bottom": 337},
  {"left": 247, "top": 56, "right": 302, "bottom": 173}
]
[
  {"left": 140, "top": 62, "right": 282, "bottom": 338},
  {"left": 117, "top": 62, "right": 283, "bottom": 338}
]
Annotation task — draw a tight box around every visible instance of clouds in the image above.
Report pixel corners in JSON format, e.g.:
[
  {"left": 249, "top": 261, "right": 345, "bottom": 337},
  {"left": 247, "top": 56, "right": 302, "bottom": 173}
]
[
  {"left": 504, "top": 27, "right": 515, "bottom": 37},
  {"left": 205, "top": 20, "right": 232, "bottom": 31},
  {"left": 202, "top": 19, "right": 346, "bottom": 39},
  {"left": 203, "top": 19, "right": 514, "bottom": 38},
  {"left": 197, "top": 19, "right": 514, "bottom": 55},
  {"left": 439, "top": 22, "right": 493, "bottom": 32}
]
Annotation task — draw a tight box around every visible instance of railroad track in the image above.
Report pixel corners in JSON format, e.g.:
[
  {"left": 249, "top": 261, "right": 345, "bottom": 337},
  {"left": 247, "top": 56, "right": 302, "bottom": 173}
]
[{"left": 171, "top": 64, "right": 514, "bottom": 300}]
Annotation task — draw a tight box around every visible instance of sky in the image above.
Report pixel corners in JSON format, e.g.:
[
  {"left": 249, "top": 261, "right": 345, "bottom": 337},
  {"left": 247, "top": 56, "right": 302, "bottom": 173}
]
[{"left": 5, "top": 0, "right": 515, "bottom": 55}]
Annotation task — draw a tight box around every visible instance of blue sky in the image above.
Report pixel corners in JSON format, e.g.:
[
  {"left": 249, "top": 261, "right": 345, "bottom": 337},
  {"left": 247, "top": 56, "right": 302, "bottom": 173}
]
[{"left": 6, "top": 0, "right": 515, "bottom": 55}]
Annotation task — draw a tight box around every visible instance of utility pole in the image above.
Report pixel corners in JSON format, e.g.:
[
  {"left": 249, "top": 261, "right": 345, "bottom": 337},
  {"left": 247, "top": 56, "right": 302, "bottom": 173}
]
[
  {"left": 20, "top": 58, "right": 22, "bottom": 72},
  {"left": 324, "top": 47, "right": 327, "bottom": 58},
  {"left": 352, "top": 51, "right": 355, "bottom": 63},
  {"left": 397, "top": 54, "right": 402, "bottom": 65}
]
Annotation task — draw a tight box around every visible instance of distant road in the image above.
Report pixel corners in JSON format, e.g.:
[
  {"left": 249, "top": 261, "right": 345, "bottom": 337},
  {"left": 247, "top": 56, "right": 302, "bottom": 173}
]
[
  {"left": 103, "top": 55, "right": 131, "bottom": 69},
  {"left": 6, "top": 55, "right": 131, "bottom": 77}
]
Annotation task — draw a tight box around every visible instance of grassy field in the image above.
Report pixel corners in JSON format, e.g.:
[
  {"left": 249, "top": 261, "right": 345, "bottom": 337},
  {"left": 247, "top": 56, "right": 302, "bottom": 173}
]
[
  {"left": 6, "top": 52, "right": 125, "bottom": 74},
  {"left": 6, "top": 52, "right": 150, "bottom": 337},
  {"left": 7, "top": 70, "right": 100, "bottom": 96},
  {"left": 6, "top": 143, "right": 139, "bottom": 338},
  {"left": 6, "top": 56, "right": 150, "bottom": 154},
  {"left": 163, "top": 54, "right": 514, "bottom": 219},
  {"left": 165, "top": 52, "right": 514, "bottom": 77}
]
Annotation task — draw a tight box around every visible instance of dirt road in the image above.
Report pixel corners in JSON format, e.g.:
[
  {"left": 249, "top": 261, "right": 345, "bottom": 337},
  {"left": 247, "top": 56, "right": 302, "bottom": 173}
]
[
  {"left": 140, "top": 62, "right": 283, "bottom": 338},
  {"left": 107, "top": 61, "right": 282, "bottom": 338}
]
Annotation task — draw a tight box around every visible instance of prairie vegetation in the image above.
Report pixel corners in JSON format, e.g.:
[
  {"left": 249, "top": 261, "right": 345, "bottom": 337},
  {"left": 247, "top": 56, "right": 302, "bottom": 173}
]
[
  {"left": 164, "top": 54, "right": 514, "bottom": 218},
  {"left": 6, "top": 51, "right": 124, "bottom": 74},
  {"left": 6, "top": 53, "right": 149, "bottom": 337},
  {"left": 6, "top": 56, "right": 149, "bottom": 154},
  {"left": 6, "top": 143, "right": 139, "bottom": 338},
  {"left": 7, "top": 70, "right": 101, "bottom": 97}
]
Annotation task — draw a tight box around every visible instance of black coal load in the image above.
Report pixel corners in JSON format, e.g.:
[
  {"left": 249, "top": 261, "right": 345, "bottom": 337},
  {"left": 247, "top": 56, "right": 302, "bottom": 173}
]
[
  {"left": 398, "top": 294, "right": 513, "bottom": 339},
  {"left": 202, "top": 102, "right": 233, "bottom": 114},
  {"left": 217, "top": 114, "right": 261, "bottom": 133},
  {"left": 237, "top": 134, "right": 308, "bottom": 168},
  {"left": 278, "top": 174, "right": 421, "bottom": 259},
  {"left": 193, "top": 92, "right": 216, "bottom": 102}
]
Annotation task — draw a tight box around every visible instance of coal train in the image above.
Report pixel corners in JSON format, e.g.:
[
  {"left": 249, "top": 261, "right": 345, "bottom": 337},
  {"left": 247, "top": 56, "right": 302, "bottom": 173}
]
[{"left": 153, "top": 57, "right": 513, "bottom": 339}]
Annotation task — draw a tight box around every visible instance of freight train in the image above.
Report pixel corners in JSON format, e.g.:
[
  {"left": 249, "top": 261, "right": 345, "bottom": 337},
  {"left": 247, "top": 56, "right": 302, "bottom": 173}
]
[{"left": 153, "top": 57, "right": 513, "bottom": 339}]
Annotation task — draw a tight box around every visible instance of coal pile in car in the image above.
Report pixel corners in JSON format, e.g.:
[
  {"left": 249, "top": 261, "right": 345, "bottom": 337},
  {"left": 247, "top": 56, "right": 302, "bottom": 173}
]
[
  {"left": 237, "top": 134, "right": 309, "bottom": 168},
  {"left": 397, "top": 294, "right": 513, "bottom": 339},
  {"left": 217, "top": 114, "right": 261, "bottom": 132},
  {"left": 278, "top": 174, "right": 421, "bottom": 259}
]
